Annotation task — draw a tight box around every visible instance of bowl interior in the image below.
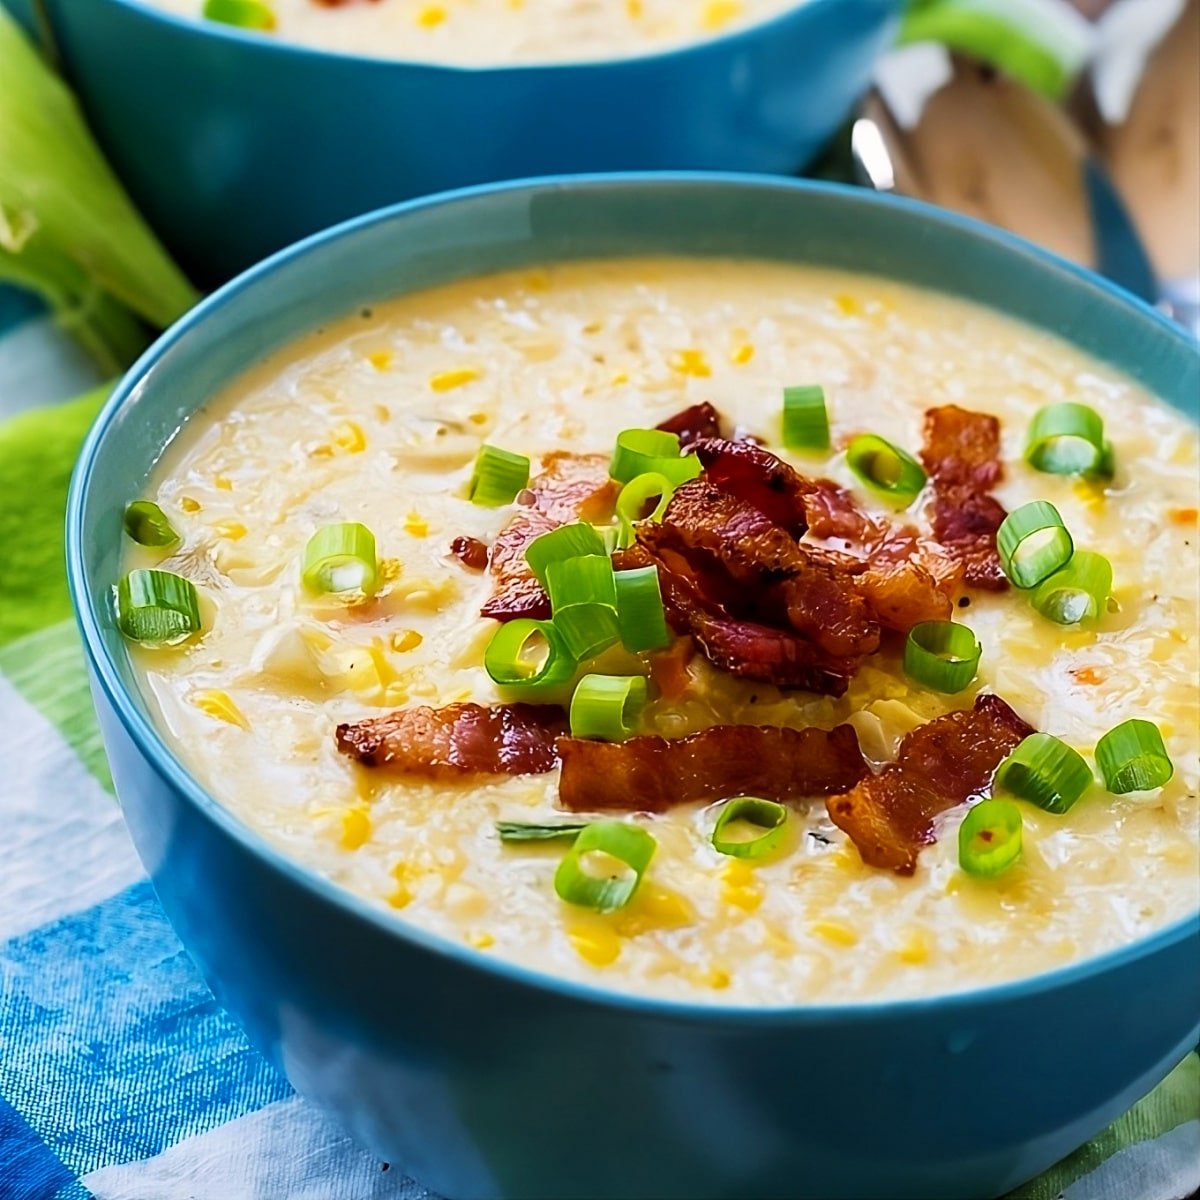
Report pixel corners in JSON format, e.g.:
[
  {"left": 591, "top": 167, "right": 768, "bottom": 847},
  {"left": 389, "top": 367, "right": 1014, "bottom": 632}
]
[{"left": 68, "top": 175, "right": 1200, "bottom": 1006}]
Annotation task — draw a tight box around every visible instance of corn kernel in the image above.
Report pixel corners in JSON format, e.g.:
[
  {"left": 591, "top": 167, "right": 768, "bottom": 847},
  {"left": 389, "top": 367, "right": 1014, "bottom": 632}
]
[
  {"left": 1071, "top": 666, "right": 1104, "bottom": 686},
  {"left": 190, "top": 690, "right": 249, "bottom": 730},
  {"left": 387, "top": 884, "right": 412, "bottom": 910},
  {"left": 368, "top": 350, "right": 393, "bottom": 371},
  {"left": 1073, "top": 478, "right": 1106, "bottom": 509},
  {"left": 403, "top": 511, "right": 429, "bottom": 538},
  {"left": 669, "top": 348, "right": 711, "bottom": 378},
  {"left": 524, "top": 270, "right": 550, "bottom": 291},
  {"left": 180, "top": 496, "right": 202, "bottom": 513},
  {"left": 212, "top": 520, "right": 247, "bottom": 541},
  {"left": 308, "top": 444, "right": 334, "bottom": 460},
  {"left": 810, "top": 920, "right": 858, "bottom": 947},
  {"left": 340, "top": 808, "right": 372, "bottom": 851},
  {"left": 213, "top": 474, "right": 233, "bottom": 491},
  {"left": 701, "top": 0, "right": 742, "bottom": 30},
  {"left": 390, "top": 629, "right": 423, "bottom": 653},
  {"left": 430, "top": 366, "right": 480, "bottom": 392},
  {"left": 615, "top": 884, "right": 694, "bottom": 936},
  {"left": 417, "top": 5, "right": 446, "bottom": 28},
  {"left": 625, "top": 0, "right": 642, "bottom": 16},
  {"left": 610, "top": 371, "right": 629, "bottom": 386},
  {"left": 1169, "top": 507, "right": 1198, "bottom": 526},
  {"left": 835, "top": 293, "right": 862, "bottom": 316},
  {"left": 468, "top": 411, "right": 489, "bottom": 426},
  {"left": 895, "top": 929, "right": 929, "bottom": 965},
  {"left": 730, "top": 343, "right": 755, "bottom": 365},
  {"left": 378, "top": 557, "right": 403, "bottom": 584},
  {"left": 568, "top": 922, "right": 621, "bottom": 967},
  {"left": 721, "top": 860, "right": 762, "bottom": 912},
  {"left": 706, "top": 966, "right": 731, "bottom": 989},
  {"left": 467, "top": 931, "right": 495, "bottom": 949},
  {"left": 333, "top": 421, "right": 367, "bottom": 454}
]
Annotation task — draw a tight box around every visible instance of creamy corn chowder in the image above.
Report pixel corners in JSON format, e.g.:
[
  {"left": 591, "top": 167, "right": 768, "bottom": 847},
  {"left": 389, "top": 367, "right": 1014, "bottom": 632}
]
[
  {"left": 122, "top": 259, "right": 1200, "bottom": 1005},
  {"left": 154, "top": 0, "right": 797, "bottom": 64}
]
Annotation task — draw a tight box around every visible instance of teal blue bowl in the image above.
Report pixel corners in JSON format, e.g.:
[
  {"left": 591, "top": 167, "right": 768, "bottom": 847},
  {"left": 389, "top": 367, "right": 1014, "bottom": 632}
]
[
  {"left": 8, "top": 0, "right": 898, "bottom": 284},
  {"left": 67, "top": 176, "right": 1200, "bottom": 1200}
]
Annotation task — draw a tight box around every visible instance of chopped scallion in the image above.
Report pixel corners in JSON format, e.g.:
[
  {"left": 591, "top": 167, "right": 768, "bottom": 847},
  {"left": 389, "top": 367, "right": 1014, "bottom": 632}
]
[
  {"left": 554, "top": 820, "right": 657, "bottom": 912},
  {"left": 711, "top": 797, "right": 788, "bottom": 859},
  {"left": 545, "top": 554, "right": 617, "bottom": 612},
  {"left": 116, "top": 569, "right": 202, "bottom": 644},
  {"left": 123, "top": 500, "right": 180, "bottom": 549},
  {"left": 609, "top": 429, "right": 702, "bottom": 486},
  {"left": 202, "top": 0, "right": 276, "bottom": 29},
  {"left": 615, "top": 565, "right": 672, "bottom": 653},
  {"left": 302, "top": 522, "right": 378, "bottom": 596},
  {"left": 570, "top": 674, "right": 648, "bottom": 741},
  {"left": 525, "top": 522, "right": 607, "bottom": 587},
  {"left": 1024, "top": 402, "right": 1107, "bottom": 476},
  {"left": 994, "top": 733, "right": 1093, "bottom": 814},
  {"left": 467, "top": 444, "right": 530, "bottom": 507},
  {"left": 616, "top": 472, "right": 674, "bottom": 543},
  {"left": 958, "top": 799, "right": 1023, "bottom": 878},
  {"left": 782, "top": 384, "right": 830, "bottom": 452},
  {"left": 846, "top": 434, "right": 926, "bottom": 505},
  {"left": 904, "top": 621, "right": 981, "bottom": 694},
  {"left": 1095, "top": 719, "right": 1173, "bottom": 794},
  {"left": 553, "top": 604, "right": 621, "bottom": 663},
  {"left": 997, "top": 501, "right": 1073, "bottom": 589},
  {"left": 1030, "top": 550, "right": 1112, "bottom": 625},
  {"left": 483, "top": 618, "right": 576, "bottom": 695},
  {"left": 496, "top": 821, "right": 586, "bottom": 844}
]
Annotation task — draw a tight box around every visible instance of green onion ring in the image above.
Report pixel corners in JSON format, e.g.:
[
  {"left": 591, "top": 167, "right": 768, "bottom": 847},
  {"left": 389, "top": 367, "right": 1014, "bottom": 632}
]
[
  {"left": 616, "top": 472, "right": 674, "bottom": 543},
  {"left": 545, "top": 554, "right": 617, "bottom": 612},
  {"left": 554, "top": 820, "right": 657, "bottom": 913},
  {"left": 123, "top": 500, "right": 180, "bottom": 549},
  {"left": 846, "top": 434, "right": 927, "bottom": 505},
  {"left": 1095, "top": 719, "right": 1174, "bottom": 794},
  {"left": 496, "top": 822, "right": 587, "bottom": 844},
  {"left": 711, "top": 797, "right": 789, "bottom": 859},
  {"left": 524, "top": 522, "right": 607, "bottom": 586},
  {"left": 203, "top": 0, "right": 275, "bottom": 29},
  {"left": 782, "top": 384, "right": 830, "bottom": 452},
  {"left": 1030, "top": 550, "right": 1112, "bottom": 625},
  {"left": 483, "top": 618, "right": 576, "bottom": 695},
  {"left": 609, "top": 429, "right": 702, "bottom": 486},
  {"left": 904, "top": 621, "right": 982, "bottom": 694},
  {"left": 1025, "top": 403, "right": 1107, "bottom": 476},
  {"left": 466, "top": 444, "right": 531, "bottom": 507},
  {"left": 994, "top": 733, "right": 1094, "bottom": 814},
  {"left": 569, "top": 674, "right": 648, "bottom": 741},
  {"left": 958, "top": 799, "right": 1023, "bottom": 878},
  {"left": 116, "top": 569, "right": 202, "bottom": 645},
  {"left": 302, "top": 522, "right": 378, "bottom": 596},
  {"left": 614, "top": 564, "right": 672, "bottom": 653},
  {"left": 997, "top": 501, "right": 1074, "bottom": 589}
]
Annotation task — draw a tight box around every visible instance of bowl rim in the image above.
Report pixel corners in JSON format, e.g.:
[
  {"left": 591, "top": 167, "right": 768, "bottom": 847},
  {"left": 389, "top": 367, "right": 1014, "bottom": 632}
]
[
  {"left": 101, "top": 0, "right": 886, "bottom": 73},
  {"left": 67, "top": 171, "right": 1200, "bottom": 1025}
]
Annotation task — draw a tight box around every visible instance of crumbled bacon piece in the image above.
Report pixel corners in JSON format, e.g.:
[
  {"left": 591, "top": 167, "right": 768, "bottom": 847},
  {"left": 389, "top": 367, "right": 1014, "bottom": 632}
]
[
  {"left": 336, "top": 703, "right": 566, "bottom": 777},
  {"left": 558, "top": 723, "right": 867, "bottom": 813},
  {"left": 481, "top": 453, "right": 617, "bottom": 621},
  {"left": 921, "top": 406, "right": 1009, "bottom": 591},
  {"left": 655, "top": 401, "right": 723, "bottom": 448},
  {"left": 826, "top": 694, "right": 1034, "bottom": 875},
  {"left": 693, "top": 437, "right": 810, "bottom": 536},
  {"left": 449, "top": 535, "right": 489, "bottom": 571}
]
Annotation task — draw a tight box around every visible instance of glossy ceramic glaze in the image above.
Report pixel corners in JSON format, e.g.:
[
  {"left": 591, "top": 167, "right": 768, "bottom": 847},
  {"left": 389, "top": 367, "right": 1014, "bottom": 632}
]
[
  {"left": 68, "top": 177, "right": 1200, "bottom": 1200},
  {"left": 5, "top": 0, "right": 898, "bottom": 285}
]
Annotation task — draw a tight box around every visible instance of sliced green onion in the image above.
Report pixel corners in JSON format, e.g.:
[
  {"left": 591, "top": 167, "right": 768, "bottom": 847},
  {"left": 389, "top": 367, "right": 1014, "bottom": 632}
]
[
  {"left": 484, "top": 618, "right": 576, "bottom": 695},
  {"left": 904, "top": 620, "right": 982, "bottom": 694},
  {"left": 467, "top": 444, "right": 530, "bottom": 507},
  {"left": 553, "top": 605, "right": 621, "bottom": 663},
  {"left": 711, "top": 797, "right": 788, "bottom": 859},
  {"left": 1025, "top": 403, "right": 1106, "bottom": 476},
  {"left": 615, "top": 565, "right": 672, "bottom": 653},
  {"left": 597, "top": 525, "right": 625, "bottom": 555},
  {"left": 846, "top": 434, "right": 927, "bottom": 505},
  {"left": 997, "top": 501, "right": 1073, "bottom": 589},
  {"left": 609, "top": 429, "right": 702, "bottom": 486},
  {"left": 123, "top": 500, "right": 180, "bottom": 549},
  {"left": 1095, "top": 720, "right": 1174, "bottom": 794},
  {"left": 554, "top": 820, "right": 657, "bottom": 913},
  {"left": 545, "top": 554, "right": 617, "bottom": 612},
  {"left": 1030, "top": 550, "right": 1112, "bottom": 625},
  {"left": 203, "top": 0, "right": 276, "bottom": 29},
  {"left": 570, "top": 674, "right": 648, "bottom": 741},
  {"left": 616, "top": 472, "right": 674, "bottom": 544},
  {"left": 1086, "top": 440, "right": 1116, "bottom": 482},
  {"left": 524, "top": 522, "right": 607, "bottom": 586},
  {"left": 958, "top": 799, "right": 1023, "bottom": 878},
  {"left": 994, "top": 733, "right": 1093, "bottom": 815},
  {"left": 782, "top": 384, "right": 830, "bottom": 452},
  {"left": 302, "top": 522, "right": 377, "bottom": 596},
  {"left": 496, "top": 821, "right": 586, "bottom": 844},
  {"left": 117, "top": 569, "right": 201, "bottom": 644}
]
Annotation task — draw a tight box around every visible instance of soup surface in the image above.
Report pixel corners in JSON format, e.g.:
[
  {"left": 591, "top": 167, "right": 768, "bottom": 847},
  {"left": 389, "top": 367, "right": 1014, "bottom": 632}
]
[
  {"left": 126, "top": 258, "right": 1200, "bottom": 1004},
  {"left": 148, "top": 0, "right": 798, "bottom": 64}
]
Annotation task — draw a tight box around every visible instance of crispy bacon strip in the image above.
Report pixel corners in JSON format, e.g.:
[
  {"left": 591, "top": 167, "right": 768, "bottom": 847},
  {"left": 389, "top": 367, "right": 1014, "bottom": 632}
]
[
  {"left": 336, "top": 703, "right": 566, "bottom": 777},
  {"left": 826, "top": 694, "right": 1034, "bottom": 875},
  {"left": 558, "top": 723, "right": 867, "bottom": 813},
  {"left": 481, "top": 453, "right": 618, "bottom": 621},
  {"left": 693, "top": 437, "right": 810, "bottom": 536},
  {"left": 655, "top": 401, "right": 723, "bottom": 448},
  {"left": 921, "top": 406, "right": 1009, "bottom": 591}
]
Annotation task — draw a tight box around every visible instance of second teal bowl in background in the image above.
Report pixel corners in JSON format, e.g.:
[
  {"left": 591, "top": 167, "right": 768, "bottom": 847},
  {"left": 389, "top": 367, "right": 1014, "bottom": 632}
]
[{"left": 8, "top": 0, "right": 899, "bottom": 284}]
